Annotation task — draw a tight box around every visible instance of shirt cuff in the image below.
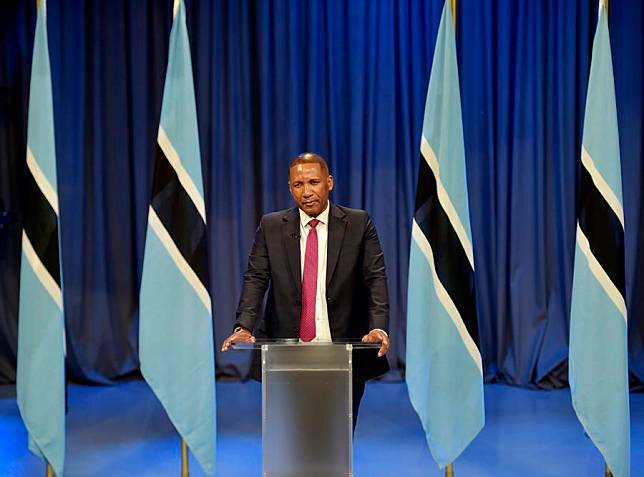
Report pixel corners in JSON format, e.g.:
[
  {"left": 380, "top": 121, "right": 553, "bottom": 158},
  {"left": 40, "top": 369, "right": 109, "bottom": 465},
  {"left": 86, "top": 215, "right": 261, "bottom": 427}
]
[{"left": 370, "top": 328, "right": 388, "bottom": 337}]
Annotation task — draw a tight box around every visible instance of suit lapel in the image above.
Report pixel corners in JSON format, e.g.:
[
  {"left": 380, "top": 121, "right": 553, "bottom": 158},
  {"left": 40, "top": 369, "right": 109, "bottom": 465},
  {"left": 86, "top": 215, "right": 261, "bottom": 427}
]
[
  {"left": 326, "top": 204, "right": 347, "bottom": 288},
  {"left": 282, "top": 208, "right": 302, "bottom": 296}
]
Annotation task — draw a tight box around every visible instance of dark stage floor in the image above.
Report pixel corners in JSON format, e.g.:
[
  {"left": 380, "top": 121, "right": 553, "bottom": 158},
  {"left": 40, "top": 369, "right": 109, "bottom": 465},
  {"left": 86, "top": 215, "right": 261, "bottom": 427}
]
[{"left": 1, "top": 380, "right": 642, "bottom": 476}]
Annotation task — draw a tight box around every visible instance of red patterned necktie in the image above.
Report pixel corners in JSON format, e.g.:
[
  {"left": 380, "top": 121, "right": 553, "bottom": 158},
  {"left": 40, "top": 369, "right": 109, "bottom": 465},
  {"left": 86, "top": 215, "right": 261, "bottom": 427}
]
[{"left": 300, "top": 219, "right": 319, "bottom": 341}]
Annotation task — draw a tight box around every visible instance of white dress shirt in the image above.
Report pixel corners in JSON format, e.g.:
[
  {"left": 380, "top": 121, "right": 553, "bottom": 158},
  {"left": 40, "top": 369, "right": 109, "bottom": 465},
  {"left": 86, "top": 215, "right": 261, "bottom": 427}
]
[
  {"left": 298, "top": 203, "right": 387, "bottom": 342},
  {"left": 299, "top": 203, "right": 332, "bottom": 342}
]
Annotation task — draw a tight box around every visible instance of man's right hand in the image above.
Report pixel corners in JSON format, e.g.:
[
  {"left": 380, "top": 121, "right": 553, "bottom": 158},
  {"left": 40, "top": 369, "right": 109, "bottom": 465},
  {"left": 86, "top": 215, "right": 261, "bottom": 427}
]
[{"left": 221, "top": 326, "right": 256, "bottom": 352}]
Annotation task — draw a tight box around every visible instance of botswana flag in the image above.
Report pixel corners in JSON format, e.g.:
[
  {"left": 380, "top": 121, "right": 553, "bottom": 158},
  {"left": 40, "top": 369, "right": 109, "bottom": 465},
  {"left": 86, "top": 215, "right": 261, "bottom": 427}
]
[
  {"left": 569, "top": 2, "right": 630, "bottom": 476},
  {"left": 139, "top": 0, "right": 215, "bottom": 474},
  {"left": 16, "top": 0, "right": 66, "bottom": 475},
  {"left": 406, "top": 2, "right": 484, "bottom": 468}
]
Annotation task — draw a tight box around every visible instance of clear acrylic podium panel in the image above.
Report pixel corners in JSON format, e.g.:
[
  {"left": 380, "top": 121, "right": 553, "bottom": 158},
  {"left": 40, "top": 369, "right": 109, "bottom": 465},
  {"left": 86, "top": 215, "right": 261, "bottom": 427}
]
[{"left": 233, "top": 341, "right": 379, "bottom": 477}]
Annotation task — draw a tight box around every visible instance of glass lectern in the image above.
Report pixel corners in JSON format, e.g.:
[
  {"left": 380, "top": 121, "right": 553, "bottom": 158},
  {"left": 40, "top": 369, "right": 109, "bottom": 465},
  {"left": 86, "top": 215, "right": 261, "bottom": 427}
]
[{"left": 233, "top": 341, "right": 379, "bottom": 477}]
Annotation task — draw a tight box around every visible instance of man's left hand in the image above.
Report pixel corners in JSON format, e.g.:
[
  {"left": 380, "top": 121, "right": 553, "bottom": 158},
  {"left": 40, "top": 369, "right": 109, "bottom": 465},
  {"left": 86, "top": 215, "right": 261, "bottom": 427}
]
[{"left": 361, "top": 329, "right": 389, "bottom": 357}]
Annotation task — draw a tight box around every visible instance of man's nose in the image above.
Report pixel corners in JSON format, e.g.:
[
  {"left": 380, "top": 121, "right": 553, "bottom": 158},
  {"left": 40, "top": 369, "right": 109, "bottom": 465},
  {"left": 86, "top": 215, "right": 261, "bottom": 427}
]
[{"left": 303, "top": 185, "right": 313, "bottom": 196}]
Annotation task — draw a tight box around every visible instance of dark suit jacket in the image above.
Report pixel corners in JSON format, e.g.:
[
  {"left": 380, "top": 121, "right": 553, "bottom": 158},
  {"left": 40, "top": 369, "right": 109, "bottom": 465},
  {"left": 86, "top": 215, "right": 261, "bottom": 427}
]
[{"left": 236, "top": 203, "right": 390, "bottom": 381}]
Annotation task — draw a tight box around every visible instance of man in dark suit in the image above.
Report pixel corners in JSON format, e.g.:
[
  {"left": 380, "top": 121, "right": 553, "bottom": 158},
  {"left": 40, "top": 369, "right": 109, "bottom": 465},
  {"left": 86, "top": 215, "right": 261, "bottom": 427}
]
[{"left": 221, "top": 152, "right": 390, "bottom": 426}]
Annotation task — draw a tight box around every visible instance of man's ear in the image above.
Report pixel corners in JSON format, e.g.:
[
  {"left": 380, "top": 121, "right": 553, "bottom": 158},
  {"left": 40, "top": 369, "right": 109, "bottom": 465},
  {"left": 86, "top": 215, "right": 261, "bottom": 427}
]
[{"left": 327, "top": 175, "right": 334, "bottom": 191}]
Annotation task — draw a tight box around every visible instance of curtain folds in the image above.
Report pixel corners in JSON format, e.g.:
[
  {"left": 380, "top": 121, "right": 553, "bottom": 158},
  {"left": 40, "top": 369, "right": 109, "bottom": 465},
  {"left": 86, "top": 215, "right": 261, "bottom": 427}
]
[{"left": 1, "top": 0, "right": 643, "bottom": 388}]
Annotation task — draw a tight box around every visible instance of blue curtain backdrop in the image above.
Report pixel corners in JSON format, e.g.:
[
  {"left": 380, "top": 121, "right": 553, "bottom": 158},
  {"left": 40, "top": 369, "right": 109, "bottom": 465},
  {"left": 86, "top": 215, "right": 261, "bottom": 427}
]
[{"left": 1, "top": 0, "right": 643, "bottom": 388}]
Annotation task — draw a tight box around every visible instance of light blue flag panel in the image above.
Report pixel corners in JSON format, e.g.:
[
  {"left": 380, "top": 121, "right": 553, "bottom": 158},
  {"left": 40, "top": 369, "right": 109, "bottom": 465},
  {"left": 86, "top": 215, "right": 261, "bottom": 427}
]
[
  {"left": 16, "top": 0, "right": 66, "bottom": 475},
  {"left": 406, "top": 2, "right": 484, "bottom": 469},
  {"left": 569, "top": 2, "right": 630, "bottom": 476},
  {"left": 139, "top": 0, "right": 216, "bottom": 474}
]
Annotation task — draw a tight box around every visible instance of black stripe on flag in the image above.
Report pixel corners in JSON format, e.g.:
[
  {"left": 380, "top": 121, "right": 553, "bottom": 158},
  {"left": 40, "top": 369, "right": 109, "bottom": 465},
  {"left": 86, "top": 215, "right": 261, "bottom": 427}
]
[
  {"left": 414, "top": 153, "right": 479, "bottom": 346},
  {"left": 23, "top": 168, "right": 61, "bottom": 288},
  {"left": 151, "top": 144, "right": 209, "bottom": 290},
  {"left": 578, "top": 165, "right": 625, "bottom": 296}
]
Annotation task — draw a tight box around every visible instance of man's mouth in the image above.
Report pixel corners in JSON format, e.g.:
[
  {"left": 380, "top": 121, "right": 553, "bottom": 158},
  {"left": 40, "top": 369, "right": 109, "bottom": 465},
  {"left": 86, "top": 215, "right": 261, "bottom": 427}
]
[{"left": 303, "top": 200, "right": 317, "bottom": 207}]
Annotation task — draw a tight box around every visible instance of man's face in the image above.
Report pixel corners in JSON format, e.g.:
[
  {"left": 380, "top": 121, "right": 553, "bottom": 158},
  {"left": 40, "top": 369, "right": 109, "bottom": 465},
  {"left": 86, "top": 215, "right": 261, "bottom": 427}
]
[{"left": 288, "top": 163, "right": 334, "bottom": 217}]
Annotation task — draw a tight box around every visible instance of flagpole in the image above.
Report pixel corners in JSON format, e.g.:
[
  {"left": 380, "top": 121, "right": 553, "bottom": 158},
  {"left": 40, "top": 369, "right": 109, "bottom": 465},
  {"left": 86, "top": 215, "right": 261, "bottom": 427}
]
[
  {"left": 599, "top": 3, "right": 614, "bottom": 477},
  {"left": 40, "top": 0, "right": 50, "bottom": 457},
  {"left": 35, "top": 2, "right": 57, "bottom": 477},
  {"left": 181, "top": 438, "right": 189, "bottom": 476},
  {"left": 446, "top": 1, "right": 456, "bottom": 476},
  {"left": 450, "top": 0, "right": 456, "bottom": 28}
]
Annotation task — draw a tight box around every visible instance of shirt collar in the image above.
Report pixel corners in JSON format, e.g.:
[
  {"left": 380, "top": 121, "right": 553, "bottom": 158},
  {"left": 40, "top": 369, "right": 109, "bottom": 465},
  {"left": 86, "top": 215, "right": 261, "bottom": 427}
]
[{"left": 299, "top": 201, "right": 330, "bottom": 227}]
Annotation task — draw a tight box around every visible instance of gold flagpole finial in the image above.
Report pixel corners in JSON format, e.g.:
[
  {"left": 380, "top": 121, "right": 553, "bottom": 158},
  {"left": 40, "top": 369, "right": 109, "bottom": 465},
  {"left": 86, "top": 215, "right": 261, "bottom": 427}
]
[
  {"left": 601, "top": 0, "right": 609, "bottom": 17},
  {"left": 446, "top": 463, "right": 455, "bottom": 477},
  {"left": 45, "top": 463, "right": 54, "bottom": 477},
  {"left": 36, "top": 0, "right": 46, "bottom": 15},
  {"left": 450, "top": 0, "right": 456, "bottom": 28}
]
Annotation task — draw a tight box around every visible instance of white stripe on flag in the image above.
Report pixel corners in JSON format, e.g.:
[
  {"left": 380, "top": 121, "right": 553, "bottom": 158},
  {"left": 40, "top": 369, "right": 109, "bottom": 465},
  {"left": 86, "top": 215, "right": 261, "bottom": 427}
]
[
  {"left": 420, "top": 136, "right": 474, "bottom": 268},
  {"left": 148, "top": 206, "right": 212, "bottom": 313},
  {"left": 412, "top": 219, "right": 482, "bottom": 372},
  {"left": 581, "top": 146, "right": 624, "bottom": 228},
  {"left": 26, "top": 147, "right": 58, "bottom": 216},
  {"left": 21, "top": 231, "right": 62, "bottom": 310},
  {"left": 576, "top": 223, "right": 627, "bottom": 321},
  {"left": 157, "top": 127, "right": 207, "bottom": 222}
]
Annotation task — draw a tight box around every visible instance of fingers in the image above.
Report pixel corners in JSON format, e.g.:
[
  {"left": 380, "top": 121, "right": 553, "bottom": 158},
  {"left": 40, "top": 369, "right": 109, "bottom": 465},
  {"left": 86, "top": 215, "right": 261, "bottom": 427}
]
[
  {"left": 361, "top": 330, "right": 390, "bottom": 357},
  {"left": 221, "top": 331, "right": 255, "bottom": 352},
  {"left": 221, "top": 337, "right": 233, "bottom": 352},
  {"left": 361, "top": 332, "right": 379, "bottom": 343},
  {"left": 378, "top": 335, "right": 390, "bottom": 357}
]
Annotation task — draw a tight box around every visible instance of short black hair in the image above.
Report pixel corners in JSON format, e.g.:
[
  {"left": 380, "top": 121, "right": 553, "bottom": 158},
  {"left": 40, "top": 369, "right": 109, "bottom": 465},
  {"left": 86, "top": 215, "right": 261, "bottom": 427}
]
[{"left": 288, "top": 152, "right": 330, "bottom": 177}]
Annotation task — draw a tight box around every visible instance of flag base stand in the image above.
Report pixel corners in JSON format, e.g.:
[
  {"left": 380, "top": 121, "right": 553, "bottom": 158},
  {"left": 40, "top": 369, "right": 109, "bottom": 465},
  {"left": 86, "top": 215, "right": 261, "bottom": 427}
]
[
  {"left": 605, "top": 463, "right": 613, "bottom": 477},
  {"left": 45, "top": 463, "right": 53, "bottom": 477},
  {"left": 445, "top": 463, "right": 454, "bottom": 477},
  {"left": 181, "top": 439, "right": 189, "bottom": 477}
]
